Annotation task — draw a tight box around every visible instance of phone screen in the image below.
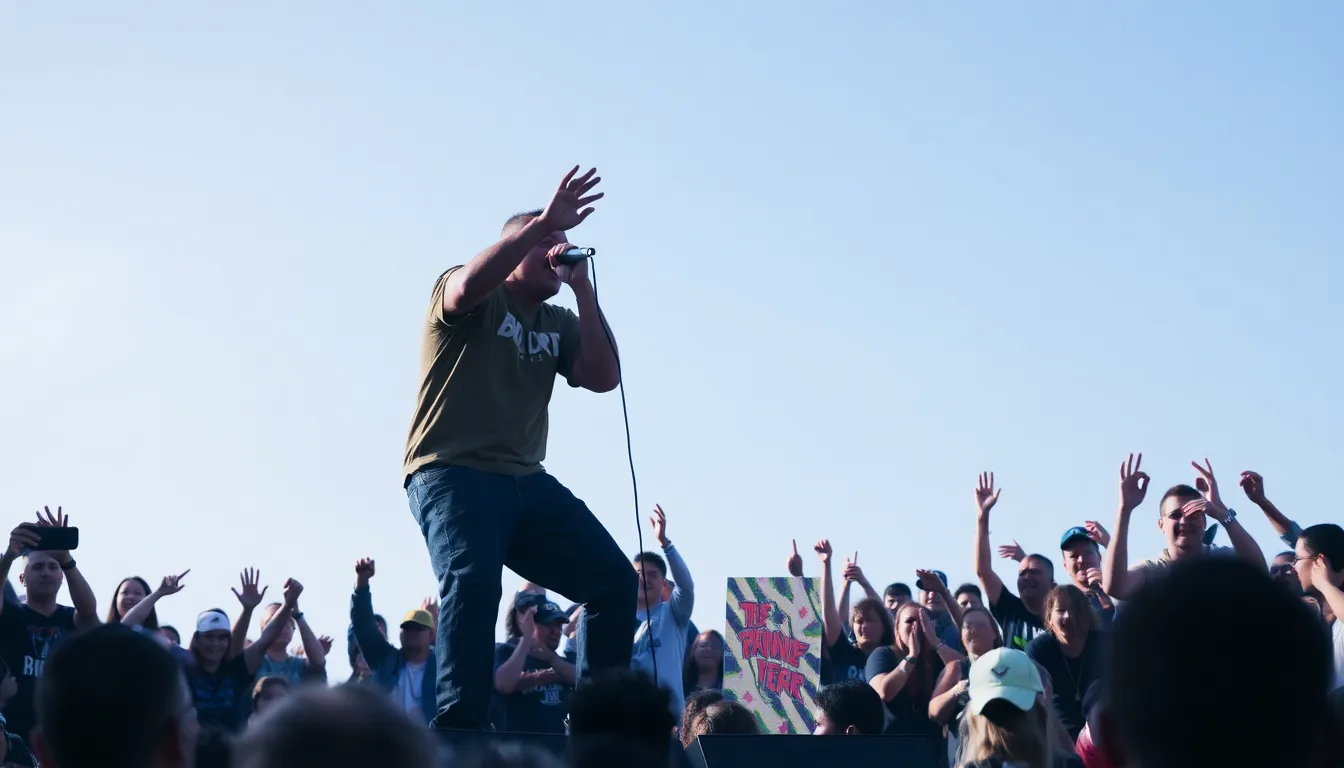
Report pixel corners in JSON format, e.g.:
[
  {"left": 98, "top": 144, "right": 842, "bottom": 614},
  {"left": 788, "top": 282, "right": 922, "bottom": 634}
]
[{"left": 30, "top": 526, "right": 80, "bottom": 553}]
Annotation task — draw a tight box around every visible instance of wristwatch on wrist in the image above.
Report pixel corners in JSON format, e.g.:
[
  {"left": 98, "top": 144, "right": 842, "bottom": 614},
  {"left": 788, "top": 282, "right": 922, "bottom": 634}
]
[
  {"left": 60, "top": 559, "right": 76, "bottom": 572},
  {"left": 1224, "top": 508, "right": 1237, "bottom": 525},
  {"left": 660, "top": 540, "right": 672, "bottom": 550},
  {"left": 293, "top": 611, "right": 304, "bottom": 621}
]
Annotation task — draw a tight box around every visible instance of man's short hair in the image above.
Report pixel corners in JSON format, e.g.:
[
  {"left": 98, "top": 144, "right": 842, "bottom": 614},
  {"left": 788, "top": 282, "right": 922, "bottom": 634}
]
[
  {"left": 567, "top": 670, "right": 675, "bottom": 762},
  {"left": 816, "top": 680, "right": 884, "bottom": 735},
  {"left": 1159, "top": 484, "right": 1202, "bottom": 513},
  {"left": 35, "top": 623, "right": 191, "bottom": 768},
  {"left": 633, "top": 551, "right": 667, "bottom": 578},
  {"left": 883, "top": 582, "right": 912, "bottom": 600},
  {"left": 1105, "top": 557, "right": 1331, "bottom": 768},
  {"left": 954, "top": 583, "right": 982, "bottom": 600},
  {"left": 232, "top": 685, "right": 436, "bottom": 768},
  {"left": 502, "top": 208, "right": 544, "bottom": 237},
  {"left": 1300, "top": 524, "right": 1344, "bottom": 572},
  {"left": 1024, "top": 554, "right": 1055, "bottom": 575}
]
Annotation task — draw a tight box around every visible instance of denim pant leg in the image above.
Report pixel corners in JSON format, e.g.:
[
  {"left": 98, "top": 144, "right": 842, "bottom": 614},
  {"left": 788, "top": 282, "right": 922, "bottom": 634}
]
[
  {"left": 407, "top": 466, "right": 520, "bottom": 730},
  {"left": 509, "top": 471, "right": 636, "bottom": 682}
]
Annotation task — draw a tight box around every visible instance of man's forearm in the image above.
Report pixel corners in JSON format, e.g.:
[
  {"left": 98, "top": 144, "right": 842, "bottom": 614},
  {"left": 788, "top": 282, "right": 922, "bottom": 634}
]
[
  {"left": 1224, "top": 519, "right": 1268, "bottom": 571},
  {"left": 297, "top": 618, "right": 327, "bottom": 668},
  {"left": 1102, "top": 508, "right": 1137, "bottom": 600},
  {"left": 230, "top": 607, "right": 254, "bottom": 659},
  {"left": 65, "top": 567, "right": 99, "bottom": 628},
  {"left": 494, "top": 639, "right": 534, "bottom": 694},
  {"left": 550, "top": 654, "right": 577, "bottom": 685},
  {"left": 572, "top": 281, "right": 620, "bottom": 391},
  {"left": 445, "top": 218, "right": 551, "bottom": 312}
]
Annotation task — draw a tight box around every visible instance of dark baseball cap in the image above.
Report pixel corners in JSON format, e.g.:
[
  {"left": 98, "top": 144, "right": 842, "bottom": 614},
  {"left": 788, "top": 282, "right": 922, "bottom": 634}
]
[
  {"left": 513, "top": 592, "right": 547, "bottom": 611},
  {"left": 1060, "top": 526, "right": 1094, "bottom": 549},
  {"left": 915, "top": 570, "right": 947, "bottom": 591},
  {"left": 533, "top": 601, "right": 568, "bottom": 625}
]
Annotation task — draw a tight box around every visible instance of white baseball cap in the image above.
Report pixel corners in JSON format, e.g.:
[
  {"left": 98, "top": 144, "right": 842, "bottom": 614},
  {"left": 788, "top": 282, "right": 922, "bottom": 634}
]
[
  {"left": 967, "top": 647, "right": 1044, "bottom": 715},
  {"left": 195, "top": 610, "right": 231, "bottom": 634}
]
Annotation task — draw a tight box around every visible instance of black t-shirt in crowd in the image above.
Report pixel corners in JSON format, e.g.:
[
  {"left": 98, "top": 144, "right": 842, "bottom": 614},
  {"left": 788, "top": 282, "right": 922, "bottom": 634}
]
[
  {"left": 823, "top": 636, "right": 869, "bottom": 686},
  {"left": 1025, "top": 632, "right": 1106, "bottom": 739},
  {"left": 0, "top": 603, "right": 77, "bottom": 740},
  {"left": 490, "top": 640, "right": 576, "bottom": 734},
  {"left": 990, "top": 590, "right": 1045, "bottom": 651},
  {"left": 180, "top": 652, "right": 255, "bottom": 733}
]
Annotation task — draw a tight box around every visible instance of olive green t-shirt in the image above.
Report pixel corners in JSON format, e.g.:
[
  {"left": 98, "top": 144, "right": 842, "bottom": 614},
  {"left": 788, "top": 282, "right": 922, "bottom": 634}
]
[{"left": 404, "top": 268, "right": 581, "bottom": 479}]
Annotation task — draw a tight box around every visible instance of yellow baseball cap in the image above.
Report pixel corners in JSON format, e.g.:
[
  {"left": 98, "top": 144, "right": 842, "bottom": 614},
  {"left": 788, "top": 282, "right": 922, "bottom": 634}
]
[{"left": 400, "top": 609, "right": 434, "bottom": 631}]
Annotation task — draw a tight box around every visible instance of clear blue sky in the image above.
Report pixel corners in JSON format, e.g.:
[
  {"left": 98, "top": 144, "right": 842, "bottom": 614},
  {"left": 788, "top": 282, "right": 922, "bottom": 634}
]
[{"left": 2, "top": 3, "right": 1340, "bottom": 680}]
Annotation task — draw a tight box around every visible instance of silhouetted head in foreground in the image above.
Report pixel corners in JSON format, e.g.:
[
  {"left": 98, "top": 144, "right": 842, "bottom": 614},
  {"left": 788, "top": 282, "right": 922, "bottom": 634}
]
[
  {"left": 566, "top": 670, "right": 675, "bottom": 764},
  {"left": 1103, "top": 557, "right": 1331, "bottom": 768},
  {"left": 232, "top": 685, "right": 435, "bottom": 768},
  {"left": 34, "top": 623, "right": 198, "bottom": 768}
]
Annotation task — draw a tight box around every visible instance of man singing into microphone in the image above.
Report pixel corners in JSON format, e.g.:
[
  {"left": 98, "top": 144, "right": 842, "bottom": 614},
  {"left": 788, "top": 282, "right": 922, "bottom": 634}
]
[{"left": 403, "top": 166, "right": 635, "bottom": 732}]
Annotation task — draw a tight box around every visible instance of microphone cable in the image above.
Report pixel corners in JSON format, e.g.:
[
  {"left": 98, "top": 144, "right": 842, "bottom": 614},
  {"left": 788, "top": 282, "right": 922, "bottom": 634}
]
[{"left": 581, "top": 255, "right": 659, "bottom": 691}]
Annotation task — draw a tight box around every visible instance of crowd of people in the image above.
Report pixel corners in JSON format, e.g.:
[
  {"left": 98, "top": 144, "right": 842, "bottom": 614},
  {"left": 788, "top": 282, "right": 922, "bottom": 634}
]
[{"left": 1, "top": 457, "right": 1341, "bottom": 767}]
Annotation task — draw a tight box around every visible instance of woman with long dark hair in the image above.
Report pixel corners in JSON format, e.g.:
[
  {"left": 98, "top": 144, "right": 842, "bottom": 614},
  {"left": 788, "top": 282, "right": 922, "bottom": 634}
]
[
  {"left": 868, "top": 602, "right": 964, "bottom": 765},
  {"left": 106, "top": 576, "right": 160, "bottom": 629},
  {"left": 682, "top": 630, "right": 724, "bottom": 695}
]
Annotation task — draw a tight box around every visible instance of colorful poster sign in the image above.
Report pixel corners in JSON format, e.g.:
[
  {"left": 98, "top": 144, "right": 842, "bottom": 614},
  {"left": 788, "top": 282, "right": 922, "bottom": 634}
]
[{"left": 722, "top": 577, "right": 823, "bottom": 734}]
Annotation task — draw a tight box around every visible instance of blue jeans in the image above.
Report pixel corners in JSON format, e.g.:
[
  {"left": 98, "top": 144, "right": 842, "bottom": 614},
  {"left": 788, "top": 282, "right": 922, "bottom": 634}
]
[{"left": 406, "top": 465, "right": 636, "bottom": 731}]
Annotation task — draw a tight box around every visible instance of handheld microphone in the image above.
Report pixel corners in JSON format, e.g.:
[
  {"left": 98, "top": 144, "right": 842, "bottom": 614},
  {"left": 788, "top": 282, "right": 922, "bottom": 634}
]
[{"left": 554, "top": 247, "right": 595, "bottom": 265}]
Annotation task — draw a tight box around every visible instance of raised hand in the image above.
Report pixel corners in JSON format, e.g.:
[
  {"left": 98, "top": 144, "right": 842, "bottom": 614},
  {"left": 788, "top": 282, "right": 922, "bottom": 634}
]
[
  {"left": 906, "top": 623, "right": 922, "bottom": 659},
  {"left": 5, "top": 524, "right": 40, "bottom": 560},
  {"left": 420, "top": 596, "right": 440, "bottom": 623},
  {"left": 283, "top": 578, "right": 303, "bottom": 608},
  {"left": 914, "top": 569, "right": 942, "bottom": 594},
  {"left": 518, "top": 605, "right": 538, "bottom": 640},
  {"left": 157, "top": 571, "right": 190, "bottom": 597},
  {"left": 35, "top": 506, "right": 72, "bottom": 560},
  {"left": 1084, "top": 520, "right": 1111, "bottom": 548},
  {"left": 538, "top": 166, "right": 603, "bottom": 232},
  {"left": 649, "top": 504, "right": 669, "bottom": 547},
  {"left": 786, "top": 540, "right": 803, "bottom": 577},
  {"left": 318, "top": 635, "right": 334, "bottom": 654},
  {"left": 232, "top": 568, "right": 267, "bottom": 609},
  {"left": 814, "top": 540, "right": 833, "bottom": 565},
  {"left": 1310, "top": 555, "right": 1335, "bottom": 590},
  {"left": 355, "top": 558, "right": 376, "bottom": 585},
  {"left": 1180, "top": 498, "right": 1228, "bottom": 525},
  {"left": 1239, "top": 471, "right": 1268, "bottom": 505},
  {"left": 1190, "top": 458, "right": 1225, "bottom": 510},
  {"left": 842, "top": 555, "right": 866, "bottom": 584},
  {"left": 1119, "top": 453, "right": 1150, "bottom": 514},
  {"left": 997, "top": 540, "right": 1026, "bottom": 562},
  {"left": 918, "top": 608, "right": 940, "bottom": 645},
  {"left": 975, "top": 472, "right": 1001, "bottom": 518}
]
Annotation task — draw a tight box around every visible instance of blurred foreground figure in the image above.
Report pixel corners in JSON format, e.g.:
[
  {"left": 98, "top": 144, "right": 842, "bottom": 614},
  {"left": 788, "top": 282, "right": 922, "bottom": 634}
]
[
  {"left": 1103, "top": 557, "right": 1331, "bottom": 768},
  {"left": 34, "top": 624, "right": 198, "bottom": 768},
  {"left": 232, "top": 685, "right": 435, "bottom": 768}
]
